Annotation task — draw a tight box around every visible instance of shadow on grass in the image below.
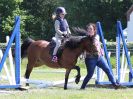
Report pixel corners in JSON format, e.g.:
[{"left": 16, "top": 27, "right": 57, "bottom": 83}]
[{"left": 86, "top": 84, "right": 127, "bottom": 89}]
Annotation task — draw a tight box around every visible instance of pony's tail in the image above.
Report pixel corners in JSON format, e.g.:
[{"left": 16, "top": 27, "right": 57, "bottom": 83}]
[{"left": 21, "top": 38, "right": 34, "bottom": 59}]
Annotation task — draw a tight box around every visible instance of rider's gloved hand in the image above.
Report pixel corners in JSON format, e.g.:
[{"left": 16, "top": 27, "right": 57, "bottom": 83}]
[{"left": 62, "top": 34, "right": 68, "bottom": 38}]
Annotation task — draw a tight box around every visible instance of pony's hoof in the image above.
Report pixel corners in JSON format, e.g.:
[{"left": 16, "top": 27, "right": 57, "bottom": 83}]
[
  {"left": 75, "top": 79, "right": 79, "bottom": 84},
  {"left": 75, "top": 75, "right": 81, "bottom": 84},
  {"left": 26, "top": 83, "right": 29, "bottom": 86}
]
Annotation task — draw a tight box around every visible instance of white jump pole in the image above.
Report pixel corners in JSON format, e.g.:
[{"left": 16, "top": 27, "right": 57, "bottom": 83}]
[
  {"left": 120, "top": 47, "right": 125, "bottom": 82},
  {"left": 0, "top": 36, "right": 16, "bottom": 85},
  {"left": 121, "top": 51, "right": 130, "bottom": 82},
  {"left": 6, "top": 36, "right": 16, "bottom": 84},
  {"left": 0, "top": 49, "right": 12, "bottom": 85},
  {"left": 38, "top": 76, "right": 85, "bottom": 88}
]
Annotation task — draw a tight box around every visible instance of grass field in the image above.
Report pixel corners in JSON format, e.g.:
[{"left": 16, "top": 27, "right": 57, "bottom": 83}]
[
  {"left": 1, "top": 87, "right": 133, "bottom": 99},
  {"left": 0, "top": 56, "right": 133, "bottom": 99}
]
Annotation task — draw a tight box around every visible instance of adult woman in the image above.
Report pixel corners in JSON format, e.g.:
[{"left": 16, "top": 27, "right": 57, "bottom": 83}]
[
  {"left": 52, "top": 7, "right": 71, "bottom": 62},
  {"left": 80, "top": 23, "right": 120, "bottom": 89}
]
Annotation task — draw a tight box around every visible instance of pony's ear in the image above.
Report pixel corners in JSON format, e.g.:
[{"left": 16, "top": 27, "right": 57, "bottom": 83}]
[{"left": 72, "top": 27, "right": 88, "bottom": 36}]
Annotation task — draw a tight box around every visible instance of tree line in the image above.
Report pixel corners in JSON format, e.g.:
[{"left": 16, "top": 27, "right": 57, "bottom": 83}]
[{"left": 0, "top": 0, "right": 133, "bottom": 42}]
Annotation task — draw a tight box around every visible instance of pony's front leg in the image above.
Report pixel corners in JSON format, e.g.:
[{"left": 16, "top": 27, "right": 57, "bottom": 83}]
[
  {"left": 64, "top": 69, "right": 71, "bottom": 90},
  {"left": 73, "top": 66, "right": 81, "bottom": 84}
]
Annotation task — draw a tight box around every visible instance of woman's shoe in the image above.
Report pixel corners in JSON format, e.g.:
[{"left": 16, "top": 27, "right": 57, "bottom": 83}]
[{"left": 113, "top": 83, "right": 122, "bottom": 89}]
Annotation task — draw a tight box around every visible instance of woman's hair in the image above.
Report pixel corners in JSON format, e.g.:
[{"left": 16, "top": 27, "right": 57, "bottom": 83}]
[{"left": 86, "top": 23, "right": 97, "bottom": 36}]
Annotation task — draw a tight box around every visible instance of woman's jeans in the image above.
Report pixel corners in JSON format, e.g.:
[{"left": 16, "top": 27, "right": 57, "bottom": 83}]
[{"left": 81, "top": 56, "right": 116, "bottom": 89}]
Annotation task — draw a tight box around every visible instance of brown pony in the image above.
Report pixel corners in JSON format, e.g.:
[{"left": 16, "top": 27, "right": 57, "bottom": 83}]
[{"left": 21, "top": 34, "right": 90, "bottom": 89}]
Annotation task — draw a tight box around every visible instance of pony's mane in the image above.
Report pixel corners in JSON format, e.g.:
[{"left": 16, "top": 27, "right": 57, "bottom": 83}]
[
  {"left": 63, "top": 27, "right": 88, "bottom": 49},
  {"left": 64, "top": 36, "right": 87, "bottom": 49},
  {"left": 72, "top": 27, "right": 88, "bottom": 36}
]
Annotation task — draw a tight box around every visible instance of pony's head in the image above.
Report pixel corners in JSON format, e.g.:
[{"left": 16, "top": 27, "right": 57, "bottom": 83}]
[{"left": 64, "top": 27, "right": 94, "bottom": 52}]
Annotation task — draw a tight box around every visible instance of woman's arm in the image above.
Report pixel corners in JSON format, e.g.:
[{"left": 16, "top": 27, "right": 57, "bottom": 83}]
[{"left": 94, "top": 35, "right": 104, "bottom": 56}]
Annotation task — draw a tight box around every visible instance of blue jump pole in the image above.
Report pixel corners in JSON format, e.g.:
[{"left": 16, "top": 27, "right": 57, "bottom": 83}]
[
  {"left": 117, "top": 21, "right": 133, "bottom": 82},
  {"left": 15, "top": 16, "right": 21, "bottom": 85},
  {"left": 0, "top": 16, "right": 21, "bottom": 88},
  {"left": 96, "top": 22, "right": 113, "bottom": 85}
]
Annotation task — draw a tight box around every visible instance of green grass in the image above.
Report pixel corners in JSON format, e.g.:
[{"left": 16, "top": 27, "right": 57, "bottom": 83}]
[
  {"left": 0, "top": 57, "right": 133, "bottom": 99},
  {"left": 1, "top": 86, "right": 133, "bottom": 99}
]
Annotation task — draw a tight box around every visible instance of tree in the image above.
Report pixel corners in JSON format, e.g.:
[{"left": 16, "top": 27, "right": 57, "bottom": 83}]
[
  {"left": 0, "top": 0, "right": 31, "bottom": 42},
  {"left": 21, "top": 0, "right": 61, "bottom": 40},
  {"left": 0, "top": 0, "right": 132, "bottom": 42},
  {"left": 64, "top": 0, "right": 133, "bottom": 41},
  {"left": 0, "top": 0, "right": 16, "bottom": 42}
]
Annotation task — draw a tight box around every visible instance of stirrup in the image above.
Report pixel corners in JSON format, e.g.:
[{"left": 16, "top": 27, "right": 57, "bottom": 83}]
[{"left": 52, "top": 55, "right": 58, "bottom": 62}]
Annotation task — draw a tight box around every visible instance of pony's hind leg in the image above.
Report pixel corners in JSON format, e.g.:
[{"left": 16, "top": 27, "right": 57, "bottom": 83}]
[
  {"left": 24, "top": 63, "right": 34, "bottom": 86},
  {"left": 24, "top": 52, "right": 37, "bottom": 86},
  {"left": 73, "top": 66, "right": 81, "bottom": 84}
]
